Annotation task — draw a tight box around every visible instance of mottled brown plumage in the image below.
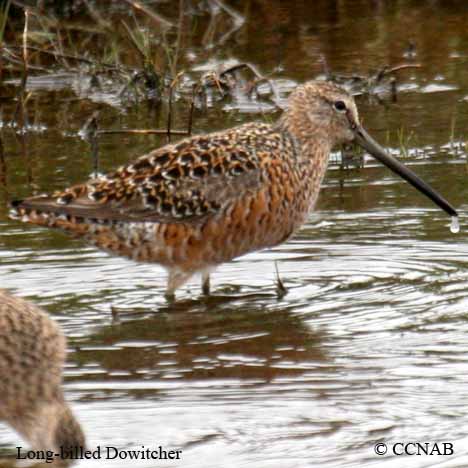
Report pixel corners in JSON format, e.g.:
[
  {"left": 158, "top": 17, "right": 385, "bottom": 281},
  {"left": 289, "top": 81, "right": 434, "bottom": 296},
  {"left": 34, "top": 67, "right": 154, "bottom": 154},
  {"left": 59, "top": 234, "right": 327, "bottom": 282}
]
[
  {"left": 0, "top": 290, "right": 85, "bottom": 463},
  {"left": 10, "top": 80, "right": 457, "bottom": 297}
]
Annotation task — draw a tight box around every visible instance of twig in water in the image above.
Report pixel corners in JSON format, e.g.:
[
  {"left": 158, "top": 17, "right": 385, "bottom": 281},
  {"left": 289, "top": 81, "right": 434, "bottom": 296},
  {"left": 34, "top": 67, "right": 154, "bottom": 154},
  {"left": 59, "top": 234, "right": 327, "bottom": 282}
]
[
  {"left": 0, "top": 0, "right": 12, "bottom": 82},
  {"left": 200, "top": 70, "right": 230, "bottom": 97},
  {"left": 13, "top": 8, "right": 29, "bottom": 129},
  {"left": 167, "top": 72, "right": 185, "bottom": 142},
  {"left": 319, "top": 54, "right": 331, "bottom": 79},
  {"left": 97, "top": 128, "right": 188, "bottom": 136},
  {"left": 21, "top": 9, "right": 29, "bottom": 88},
  {"left": 390, "top": 77, "right": 397, "bottom": 102},
  {"left": 176, "top": 0, "right": 184, "bottom": 66},
  {"left": 187, "top": 83, "right": 197, "bottom": 136},
  {"left": 167, "top": 81, "right": 174, "bottom": 142},
  {"left": 327, "top": 62, "right": 421, "bottom": 98},
  {"left": 110, "top": 306, "right": 121, "bottom": 325},
  {"left": 0, "top": 131, "right": 6, "bottom": 182},
  {"left": 83, "top": 0, "right": 113, "bottom": 32},
  {"left": 118, "top": 70, "right": 142, "bottom": 102},
  {"left": 0, "top": 132, "right": 4, "bottom": 166},
  {"left": 209, "top": 0, "right": 244, "bottom": 46},
  {"left": 450, "top": 112, "right": 457, "bottom": 150},
  {"left": 221, "top": 62, "right": 281, "bottom": 107},
  {"left": 7, "top": 45, "right": 130, "bottom": 71},
  {"left": 120, "top": 18, "right": 147, "bottom": 62},
  {"left": 123, "top": 0, "right": 174, "bottom": 29},
  {"left": 373, "top": 63, "right": 421, "bottom": 84},
  {"left": 81, "top": 112, "right": 100, "bottom": 177},
  {"left": 0, "top": 131, "right": 9, "bottom": 203},
  {"left": 274, "top": 261, "right": 287, "bottom": 299},
  {"left": 1, "top": 48, "right": 49, "bottom": 72}
]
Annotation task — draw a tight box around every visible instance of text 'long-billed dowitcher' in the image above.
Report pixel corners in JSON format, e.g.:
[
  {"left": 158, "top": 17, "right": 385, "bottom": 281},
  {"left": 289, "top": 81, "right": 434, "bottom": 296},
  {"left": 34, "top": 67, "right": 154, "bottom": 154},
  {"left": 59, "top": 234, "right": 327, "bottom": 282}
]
[
  {"left": 0, "top": 290, "right": 85, "bottom": 464},
  {"left": 10, "top": 81, "right": 458, "bottom": 298}
]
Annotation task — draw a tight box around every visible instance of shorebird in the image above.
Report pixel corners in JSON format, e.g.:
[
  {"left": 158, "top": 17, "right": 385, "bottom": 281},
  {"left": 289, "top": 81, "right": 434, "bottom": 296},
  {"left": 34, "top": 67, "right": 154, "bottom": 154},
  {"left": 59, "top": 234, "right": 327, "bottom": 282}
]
[
  {"left": 10, "top": 81, "right": 457, "bottom": 299},
  {"left": 0, "top": 290, "right": 85, "bottom": 463}
]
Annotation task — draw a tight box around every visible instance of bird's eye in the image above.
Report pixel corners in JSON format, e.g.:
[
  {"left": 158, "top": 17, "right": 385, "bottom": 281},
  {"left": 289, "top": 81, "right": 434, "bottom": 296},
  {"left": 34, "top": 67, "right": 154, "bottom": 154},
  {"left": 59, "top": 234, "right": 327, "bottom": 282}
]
[{"left": 333, "top": 100, "right": 347, "bottom": 112}]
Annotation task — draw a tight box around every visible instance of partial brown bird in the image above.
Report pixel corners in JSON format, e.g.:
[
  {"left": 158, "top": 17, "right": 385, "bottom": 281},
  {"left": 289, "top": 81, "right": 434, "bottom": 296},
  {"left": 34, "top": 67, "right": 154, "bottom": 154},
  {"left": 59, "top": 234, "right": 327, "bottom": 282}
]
[
  {"left": 10, "top": 81, "right": 457, "bottom": 299},
  {"left": 0, "top": 290, "right": 85, "bottom": 464}
]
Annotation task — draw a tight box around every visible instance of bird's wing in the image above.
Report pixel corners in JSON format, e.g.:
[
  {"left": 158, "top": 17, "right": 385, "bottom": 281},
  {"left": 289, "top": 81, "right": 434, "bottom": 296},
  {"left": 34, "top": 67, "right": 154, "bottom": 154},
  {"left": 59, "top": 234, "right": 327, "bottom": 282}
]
[{"left": 15, "top": 122, "right": 277, "bottom": 224}]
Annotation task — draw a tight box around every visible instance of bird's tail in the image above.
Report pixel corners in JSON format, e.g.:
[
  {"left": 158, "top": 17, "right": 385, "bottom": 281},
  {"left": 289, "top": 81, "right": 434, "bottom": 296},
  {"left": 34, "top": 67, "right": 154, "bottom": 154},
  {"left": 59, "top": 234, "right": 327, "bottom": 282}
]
[
  {"left": 9, "top": 197, "right": 92, "bottom": 236},
  {"left": 9, "top": 197, "right": 137, "bottom": 259}
]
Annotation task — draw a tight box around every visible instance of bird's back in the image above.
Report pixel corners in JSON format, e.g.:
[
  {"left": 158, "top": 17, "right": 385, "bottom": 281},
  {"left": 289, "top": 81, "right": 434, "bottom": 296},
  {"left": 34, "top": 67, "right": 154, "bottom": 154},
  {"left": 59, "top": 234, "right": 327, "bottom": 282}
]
[{"left": 11, "top": 121, "right": 310, "bottom": 272}]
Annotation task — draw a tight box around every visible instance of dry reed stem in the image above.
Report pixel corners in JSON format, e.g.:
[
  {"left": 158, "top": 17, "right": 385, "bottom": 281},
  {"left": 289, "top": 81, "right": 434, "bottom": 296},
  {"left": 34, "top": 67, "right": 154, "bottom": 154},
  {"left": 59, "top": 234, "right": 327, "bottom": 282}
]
[
  {"left": 97, "top": 129, "right": 188, "bottom": 136},
  {"left": 123, "top": 0, "right": 174, "bottom": 29}
]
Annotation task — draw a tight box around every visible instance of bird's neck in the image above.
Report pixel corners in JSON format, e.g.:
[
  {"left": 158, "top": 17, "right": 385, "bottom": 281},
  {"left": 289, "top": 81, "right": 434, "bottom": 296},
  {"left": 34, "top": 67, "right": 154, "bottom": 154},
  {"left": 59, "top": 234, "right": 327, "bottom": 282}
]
[
  {"left": 298, "top": 140, "right": 331, "bottom": 214},
  {"left": 278, "top": 112, "right": 332, "bottom": 179},
  {"left": 278, "top": 108, "right": 333, "bottom": 158},
  {"left": 278, "top": 114, "right": 333, "bottom": 215}
]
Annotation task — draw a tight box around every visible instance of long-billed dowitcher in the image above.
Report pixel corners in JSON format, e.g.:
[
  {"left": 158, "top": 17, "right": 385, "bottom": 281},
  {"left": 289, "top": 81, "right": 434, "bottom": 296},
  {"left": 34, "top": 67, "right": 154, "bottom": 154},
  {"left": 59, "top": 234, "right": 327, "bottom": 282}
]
[
  {"left": 10, "top": 81, "right": 457, "bottom": 298},
  {"left": 0, "top": 290, "right": 85, "bottom": 463}
]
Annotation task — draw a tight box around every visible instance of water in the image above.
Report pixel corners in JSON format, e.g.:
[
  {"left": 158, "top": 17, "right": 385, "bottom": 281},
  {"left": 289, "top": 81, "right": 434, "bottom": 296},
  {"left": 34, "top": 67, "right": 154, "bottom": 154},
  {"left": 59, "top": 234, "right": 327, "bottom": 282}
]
[{"left": 1, "top": 1, "right": 468, "bottom": 467}]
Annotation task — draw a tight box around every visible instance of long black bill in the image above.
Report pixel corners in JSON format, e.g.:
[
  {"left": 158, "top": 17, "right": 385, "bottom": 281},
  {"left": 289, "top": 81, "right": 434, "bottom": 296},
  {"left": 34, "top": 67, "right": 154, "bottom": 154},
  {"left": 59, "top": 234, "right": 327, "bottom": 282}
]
[{"left": 353, "top": 126, "right": 458, "bottom": 218}]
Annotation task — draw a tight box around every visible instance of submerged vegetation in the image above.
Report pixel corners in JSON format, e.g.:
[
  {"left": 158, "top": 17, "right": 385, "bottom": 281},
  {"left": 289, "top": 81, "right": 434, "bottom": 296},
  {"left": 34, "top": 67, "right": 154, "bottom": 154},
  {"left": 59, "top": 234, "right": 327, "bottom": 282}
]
[
  {"left": 0, "top": 0, "right": 466, "bottom": 195},
  {"left": 1, "top": 1, "right": 280, "bottom": 120}
]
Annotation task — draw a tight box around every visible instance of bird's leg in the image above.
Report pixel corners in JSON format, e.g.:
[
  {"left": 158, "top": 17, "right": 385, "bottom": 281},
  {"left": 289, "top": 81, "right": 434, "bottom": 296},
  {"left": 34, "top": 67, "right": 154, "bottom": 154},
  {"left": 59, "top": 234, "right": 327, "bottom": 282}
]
[
  {"left": 201, "top": 271, "right": 211, "bottom": 296},
  {"left": 165, "top": 270, "right": 193, "bottom": 302},
  {"left": 274, "top": 261, "right": 287, "bottom": 298}
]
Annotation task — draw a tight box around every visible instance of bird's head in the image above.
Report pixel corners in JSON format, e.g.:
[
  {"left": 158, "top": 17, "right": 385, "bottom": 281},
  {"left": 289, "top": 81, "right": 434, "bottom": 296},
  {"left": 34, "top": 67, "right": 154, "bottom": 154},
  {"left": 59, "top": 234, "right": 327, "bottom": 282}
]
[
  {"left": 284, "top": 80, "right": 360, "bottom": 146},
  {"left": 282, "top": 80, "right": 457, "bottom": 219}
]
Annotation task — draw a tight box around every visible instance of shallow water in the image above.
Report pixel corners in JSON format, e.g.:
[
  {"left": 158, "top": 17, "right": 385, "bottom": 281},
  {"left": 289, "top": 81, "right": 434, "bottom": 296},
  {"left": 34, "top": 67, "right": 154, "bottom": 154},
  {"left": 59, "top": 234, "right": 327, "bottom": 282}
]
[{"left": 1, "top": 1, "right": 468, "bottom": 467}]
